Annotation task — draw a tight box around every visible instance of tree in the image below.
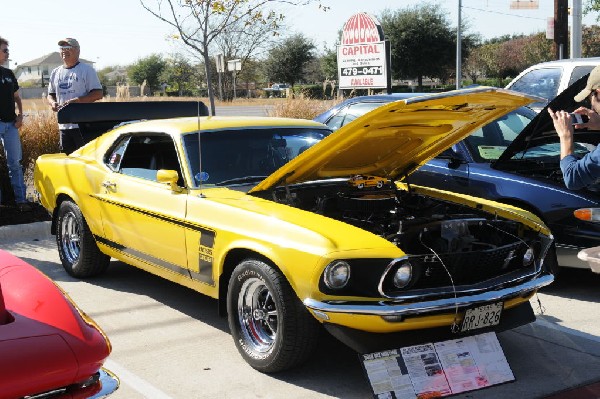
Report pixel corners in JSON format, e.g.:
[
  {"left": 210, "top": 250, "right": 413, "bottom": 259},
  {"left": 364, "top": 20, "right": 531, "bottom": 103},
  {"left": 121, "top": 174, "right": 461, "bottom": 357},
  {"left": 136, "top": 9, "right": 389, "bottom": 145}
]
[
  {"left": 128, "top": 54, "right": 167, "bottom": 93},
  {"left": 263, "top": 34, "right": 316, "bottom": 87},
  {"left": 464, "top": 33, "right": 553, "bottom": 84},
  {"left": 463, "top": 47, "right": 486, "bottom": 84},
  {"left": 584, "top": 0, "right": 600, "bottom": 18},
  {"left": 379, "top": 4, "right": 457, "bottom": 89},
  {"left": 320, "top": 46, "right": 338, "bottom": 81},
  {"left": 140, "top": 0, "right": 326, "bottom": 115},
  {"left": 582, "top": 25, "right": 600, "bottom": 56},
  {"left": 160, "top": 55, "right": 198, "bottom": 96}
]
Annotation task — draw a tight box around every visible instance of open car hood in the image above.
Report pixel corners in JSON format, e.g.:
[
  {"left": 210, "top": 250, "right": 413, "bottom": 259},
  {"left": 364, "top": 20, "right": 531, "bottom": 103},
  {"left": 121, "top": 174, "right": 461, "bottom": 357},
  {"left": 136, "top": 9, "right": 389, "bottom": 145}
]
[
  {"left": 497, "top": 73, "right": 592, "bottom": 162},
  {"left": 251, "top": 87, "right": 537, "bottom": 192}
]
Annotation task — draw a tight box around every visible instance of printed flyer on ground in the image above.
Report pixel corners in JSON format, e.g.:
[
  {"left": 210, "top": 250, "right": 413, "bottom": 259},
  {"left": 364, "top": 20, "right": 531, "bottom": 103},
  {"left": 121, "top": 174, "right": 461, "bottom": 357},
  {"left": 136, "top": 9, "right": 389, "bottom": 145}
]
[{"left": 361, "top": 332, "right": 514, "bottom": 399}]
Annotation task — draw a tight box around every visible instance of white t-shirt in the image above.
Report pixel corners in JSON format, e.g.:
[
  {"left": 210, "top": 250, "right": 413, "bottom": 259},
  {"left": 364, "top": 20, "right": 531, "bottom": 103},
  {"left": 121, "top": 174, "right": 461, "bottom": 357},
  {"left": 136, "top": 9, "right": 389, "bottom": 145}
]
[{"left": 48, "top": 62, "right": 102, "bottom": 129}]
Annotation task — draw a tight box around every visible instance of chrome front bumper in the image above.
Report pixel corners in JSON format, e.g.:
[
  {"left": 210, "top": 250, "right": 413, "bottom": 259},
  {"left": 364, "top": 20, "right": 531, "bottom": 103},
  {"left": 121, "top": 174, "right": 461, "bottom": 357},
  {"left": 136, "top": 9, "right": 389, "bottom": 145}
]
[
  {"left": 29, "top": 368, "right": 119, "bottom": 399},
  {"left": 304, "top": 274, "right": 553, "bottom": 318}
]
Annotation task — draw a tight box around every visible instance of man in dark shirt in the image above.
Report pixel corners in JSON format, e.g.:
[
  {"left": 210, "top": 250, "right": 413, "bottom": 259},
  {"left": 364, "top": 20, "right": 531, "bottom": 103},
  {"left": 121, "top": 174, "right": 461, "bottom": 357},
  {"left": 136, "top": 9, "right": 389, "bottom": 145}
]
[{"left": 0, "top": 36, "right": 30, "bottom": 211}]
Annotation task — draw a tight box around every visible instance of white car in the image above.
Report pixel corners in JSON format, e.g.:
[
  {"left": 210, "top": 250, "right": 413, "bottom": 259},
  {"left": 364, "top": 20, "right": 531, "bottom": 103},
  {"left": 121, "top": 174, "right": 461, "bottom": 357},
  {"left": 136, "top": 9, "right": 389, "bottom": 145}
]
[{"left": 505, "top": 57, "right": 600, "bottom": 111}]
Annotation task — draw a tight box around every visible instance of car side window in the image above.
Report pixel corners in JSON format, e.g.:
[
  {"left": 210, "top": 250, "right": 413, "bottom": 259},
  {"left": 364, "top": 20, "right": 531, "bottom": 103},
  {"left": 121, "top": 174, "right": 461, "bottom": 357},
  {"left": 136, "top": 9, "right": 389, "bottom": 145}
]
[
  {"left": 509, "top": 67, "right": 562, "bottom": 105},
  {"left": 106, "top": 136, "right": 130, "bottom": 172},
  {"left": 569, "top": 65, "right": 596, "bottom": 86},
  {"left": 108, "top": 134, "right": 184, "bottom": 186},
  {"left": 463, "top": 110, "right": 533, "bottom": 161}
]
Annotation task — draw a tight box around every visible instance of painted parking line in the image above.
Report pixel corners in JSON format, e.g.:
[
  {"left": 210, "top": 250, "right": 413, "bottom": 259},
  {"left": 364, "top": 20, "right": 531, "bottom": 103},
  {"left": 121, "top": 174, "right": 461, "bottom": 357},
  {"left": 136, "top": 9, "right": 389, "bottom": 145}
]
[
  {"left": 535, "top": 318, "right": 600, "bottom": 344},
  {"left": 104, "top": 359, "right": 175, "bottom": 399}
]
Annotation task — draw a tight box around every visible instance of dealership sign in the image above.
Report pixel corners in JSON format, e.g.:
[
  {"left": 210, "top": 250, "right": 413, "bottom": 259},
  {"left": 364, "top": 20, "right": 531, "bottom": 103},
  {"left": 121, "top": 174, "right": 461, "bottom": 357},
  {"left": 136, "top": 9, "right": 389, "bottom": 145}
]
[{"left": 338, "top": 13, "right": 389, "bottom": 90}]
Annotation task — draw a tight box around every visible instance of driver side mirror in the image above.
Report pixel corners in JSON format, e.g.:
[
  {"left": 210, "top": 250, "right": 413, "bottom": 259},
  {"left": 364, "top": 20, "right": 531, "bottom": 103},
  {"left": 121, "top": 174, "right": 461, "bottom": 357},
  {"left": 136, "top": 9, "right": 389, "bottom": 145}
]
[
  {"left": 157, "top": 169, "right": 181, "bottom": 192},
  {"left": 439, "top": 146, "right": 466, "bottom": 169}
]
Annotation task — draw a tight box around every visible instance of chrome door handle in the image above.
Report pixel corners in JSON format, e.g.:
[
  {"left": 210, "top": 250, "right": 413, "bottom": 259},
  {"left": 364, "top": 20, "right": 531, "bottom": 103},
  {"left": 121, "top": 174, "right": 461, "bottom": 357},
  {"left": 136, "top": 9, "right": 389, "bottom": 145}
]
[{"left": 102, "top": 181, "right": 116, "bottom": 190}]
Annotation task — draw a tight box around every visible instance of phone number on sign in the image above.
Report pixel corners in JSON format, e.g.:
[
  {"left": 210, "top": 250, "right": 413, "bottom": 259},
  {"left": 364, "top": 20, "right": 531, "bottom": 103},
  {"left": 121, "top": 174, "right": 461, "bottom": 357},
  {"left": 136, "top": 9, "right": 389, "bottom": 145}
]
[{"left": 341, "top": 66, "right": 383, "bottom": 76}]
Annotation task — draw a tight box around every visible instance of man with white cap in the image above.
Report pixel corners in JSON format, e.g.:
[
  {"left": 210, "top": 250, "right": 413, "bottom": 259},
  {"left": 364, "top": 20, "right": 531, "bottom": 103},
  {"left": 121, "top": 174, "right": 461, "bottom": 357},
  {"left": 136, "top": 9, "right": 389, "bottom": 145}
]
[
  {"left": 548, "top": 65, "right": 600, "bottom": 190},
  {"left": 47, "top": 38, "right": 103, "bottom": 154}
]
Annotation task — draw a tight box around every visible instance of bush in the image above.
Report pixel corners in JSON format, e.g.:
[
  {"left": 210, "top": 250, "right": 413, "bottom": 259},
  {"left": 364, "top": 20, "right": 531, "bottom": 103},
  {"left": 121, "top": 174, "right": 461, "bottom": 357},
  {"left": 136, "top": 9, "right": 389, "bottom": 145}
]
[
  {"left": 267, "top": 97, "right": 335, "bottom": 120},
  {"left": 0, "top": 111, "right": 59, "bottom": 204}
]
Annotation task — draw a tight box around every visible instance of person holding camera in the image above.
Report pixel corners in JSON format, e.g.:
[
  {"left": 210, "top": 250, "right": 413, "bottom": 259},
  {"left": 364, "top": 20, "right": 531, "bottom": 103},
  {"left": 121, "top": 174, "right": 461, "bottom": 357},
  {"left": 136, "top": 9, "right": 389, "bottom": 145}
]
[{"left": 548, "top": 65, "right": 600, "bottom": 189}]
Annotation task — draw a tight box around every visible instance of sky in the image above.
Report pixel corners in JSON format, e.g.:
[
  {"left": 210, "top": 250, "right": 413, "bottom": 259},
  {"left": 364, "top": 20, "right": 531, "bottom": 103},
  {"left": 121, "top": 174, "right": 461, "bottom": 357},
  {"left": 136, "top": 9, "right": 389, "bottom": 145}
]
[{"left": 2, "top": 0, "right": 599, "bottom": 70}]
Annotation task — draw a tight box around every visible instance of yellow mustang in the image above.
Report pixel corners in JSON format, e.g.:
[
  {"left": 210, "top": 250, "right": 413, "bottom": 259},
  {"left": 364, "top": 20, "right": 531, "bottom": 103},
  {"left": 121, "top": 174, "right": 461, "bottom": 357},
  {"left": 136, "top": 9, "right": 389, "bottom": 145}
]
[{"left": 35, "top": 88, "right": 554, "bottom": 373}]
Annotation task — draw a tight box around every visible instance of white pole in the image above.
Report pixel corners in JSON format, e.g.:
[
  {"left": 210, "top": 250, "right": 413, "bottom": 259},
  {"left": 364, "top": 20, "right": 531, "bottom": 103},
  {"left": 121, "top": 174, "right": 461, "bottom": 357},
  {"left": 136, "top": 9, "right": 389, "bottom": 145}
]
[
  {"left": 456, "top": 0, "right": 462, "bottom": 89},
  {"left": 571, "top": 0, "right": 582, "bottom": 58}
]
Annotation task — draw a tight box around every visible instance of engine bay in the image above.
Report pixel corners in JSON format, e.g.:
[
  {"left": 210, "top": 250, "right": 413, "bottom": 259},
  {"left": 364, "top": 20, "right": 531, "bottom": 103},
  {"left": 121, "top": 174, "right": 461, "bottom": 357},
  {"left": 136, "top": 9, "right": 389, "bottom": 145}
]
[{"left": 254, "top": 178, "right": 549, "bottom": 289}]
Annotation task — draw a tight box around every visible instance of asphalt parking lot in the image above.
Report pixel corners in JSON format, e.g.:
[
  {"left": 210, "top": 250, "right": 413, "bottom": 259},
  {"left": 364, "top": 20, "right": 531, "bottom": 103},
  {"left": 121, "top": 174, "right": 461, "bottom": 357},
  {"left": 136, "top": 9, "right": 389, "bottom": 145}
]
[{"left": 1, "top": 222, "right": 600, "bottom": 399}]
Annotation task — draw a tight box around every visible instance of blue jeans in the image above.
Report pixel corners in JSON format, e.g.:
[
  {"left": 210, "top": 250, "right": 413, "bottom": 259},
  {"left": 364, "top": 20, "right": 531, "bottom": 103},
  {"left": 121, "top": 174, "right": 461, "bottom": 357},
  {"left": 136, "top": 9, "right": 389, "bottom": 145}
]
[{"left": 0, "top": 121, "right": 27, "bottom": 204}]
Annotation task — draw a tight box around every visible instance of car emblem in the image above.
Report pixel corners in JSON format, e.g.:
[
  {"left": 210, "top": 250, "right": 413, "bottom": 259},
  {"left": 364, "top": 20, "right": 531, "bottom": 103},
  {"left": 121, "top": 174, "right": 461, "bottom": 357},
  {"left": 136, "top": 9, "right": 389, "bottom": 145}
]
[{"left": 423, "top": 255, "right": 438, "bottom": 263}]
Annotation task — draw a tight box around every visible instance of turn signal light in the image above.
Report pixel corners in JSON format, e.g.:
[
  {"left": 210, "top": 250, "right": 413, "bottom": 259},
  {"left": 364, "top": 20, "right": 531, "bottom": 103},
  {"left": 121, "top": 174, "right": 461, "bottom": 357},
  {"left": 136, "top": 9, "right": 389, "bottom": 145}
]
[{"left": 573, "top": 208, "right": 600, "bottom": 222}]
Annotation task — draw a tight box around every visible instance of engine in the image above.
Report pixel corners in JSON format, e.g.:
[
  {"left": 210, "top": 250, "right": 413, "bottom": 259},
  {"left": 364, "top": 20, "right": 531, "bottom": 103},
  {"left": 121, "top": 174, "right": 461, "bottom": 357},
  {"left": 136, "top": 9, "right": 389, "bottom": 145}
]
[{"left": 261, "top": 180, "right": 548, "bottom": 289}]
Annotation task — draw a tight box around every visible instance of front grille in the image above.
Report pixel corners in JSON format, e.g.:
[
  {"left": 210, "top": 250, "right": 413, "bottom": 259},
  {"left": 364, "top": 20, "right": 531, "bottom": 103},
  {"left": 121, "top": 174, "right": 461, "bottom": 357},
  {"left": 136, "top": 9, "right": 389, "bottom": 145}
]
[{"left": 382, "top": 241, "right": 530, "bottom": 295}]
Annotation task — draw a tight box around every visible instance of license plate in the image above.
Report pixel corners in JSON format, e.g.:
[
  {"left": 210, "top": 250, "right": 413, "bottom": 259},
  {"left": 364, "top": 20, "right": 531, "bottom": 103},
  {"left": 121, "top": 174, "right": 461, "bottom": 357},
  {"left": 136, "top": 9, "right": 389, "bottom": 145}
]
[{"left": 461, "top": 302, "right": 503, "bottom": 332}]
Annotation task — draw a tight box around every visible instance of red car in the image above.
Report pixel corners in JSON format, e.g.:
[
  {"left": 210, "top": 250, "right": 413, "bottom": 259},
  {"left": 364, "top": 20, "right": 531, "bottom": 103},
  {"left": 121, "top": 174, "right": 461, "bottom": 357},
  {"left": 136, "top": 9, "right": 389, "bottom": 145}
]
[{"left": 0, "top": 250, "right": 118, "bottom": 399}]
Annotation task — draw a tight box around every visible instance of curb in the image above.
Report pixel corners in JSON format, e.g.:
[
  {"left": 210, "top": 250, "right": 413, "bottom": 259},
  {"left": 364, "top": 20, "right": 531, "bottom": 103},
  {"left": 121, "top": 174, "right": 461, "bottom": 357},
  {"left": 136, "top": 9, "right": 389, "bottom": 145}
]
[{"left": 0, "top": 221, "right": 52, "bottom": 241}]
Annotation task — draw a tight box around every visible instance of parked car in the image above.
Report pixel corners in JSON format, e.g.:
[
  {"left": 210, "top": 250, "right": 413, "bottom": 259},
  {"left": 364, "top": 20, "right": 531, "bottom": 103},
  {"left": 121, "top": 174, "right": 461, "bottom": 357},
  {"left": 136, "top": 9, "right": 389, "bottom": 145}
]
[
  {"left": 577, "top": 246, "right": 600, "bottom": 273},
  {"left": 263, "top": 83, "right": 290, "bottom": 97},
  {"left": 34, "top": 90, "right": 553, "bottom": 373},
  {"left": 505, "top": 57, "right": 600, "bottom": 111},
  {"left": 316, "top": 76, "right": 600, "bottom": 272},
  {"left": 0, "top": 249, "right": 118, "bottom": 399}
]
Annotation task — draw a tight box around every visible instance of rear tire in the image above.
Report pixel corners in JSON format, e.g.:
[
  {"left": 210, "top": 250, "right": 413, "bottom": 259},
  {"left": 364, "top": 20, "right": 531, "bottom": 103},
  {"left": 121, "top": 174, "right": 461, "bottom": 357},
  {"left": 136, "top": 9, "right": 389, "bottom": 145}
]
[
  {"left": 56, "top": 200, "right": 109, "bottom": 278},
  {"left": 227, "top": 259, "right": 321, "bottom": 373}
]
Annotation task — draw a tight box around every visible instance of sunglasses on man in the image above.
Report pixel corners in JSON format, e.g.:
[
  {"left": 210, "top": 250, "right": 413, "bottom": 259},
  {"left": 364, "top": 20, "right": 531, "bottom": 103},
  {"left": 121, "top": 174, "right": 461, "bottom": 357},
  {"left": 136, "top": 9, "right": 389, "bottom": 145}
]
[{"left": 1, "top": 49, "right": 8, "bottom": 54}]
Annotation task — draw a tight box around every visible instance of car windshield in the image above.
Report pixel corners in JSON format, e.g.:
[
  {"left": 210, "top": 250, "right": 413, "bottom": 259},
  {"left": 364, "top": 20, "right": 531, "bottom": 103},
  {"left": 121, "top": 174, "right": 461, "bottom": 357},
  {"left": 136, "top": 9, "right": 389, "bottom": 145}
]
[
  {"left": 182, "top": 128, "right": 329, "bottom": 187},
  {"left": 464, "top": 109, "right": 592, "bottom": 162},
  {"left": 507, "top": 67, "right": 562, "bottom": 109}
]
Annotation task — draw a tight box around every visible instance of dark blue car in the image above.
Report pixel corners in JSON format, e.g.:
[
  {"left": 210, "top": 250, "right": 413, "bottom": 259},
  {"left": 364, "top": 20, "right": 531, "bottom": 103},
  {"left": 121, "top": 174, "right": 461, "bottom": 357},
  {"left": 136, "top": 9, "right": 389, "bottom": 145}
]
[{"left": 315, "top": 79, "right": 600, "bottom": 272}]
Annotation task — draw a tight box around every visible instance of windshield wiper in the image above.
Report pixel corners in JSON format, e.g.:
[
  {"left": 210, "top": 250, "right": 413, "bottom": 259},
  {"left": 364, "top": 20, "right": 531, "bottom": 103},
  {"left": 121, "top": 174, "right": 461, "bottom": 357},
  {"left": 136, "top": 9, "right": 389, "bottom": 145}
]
[{"left": 215, "top": 176, "right": 267, "bottom": 186}]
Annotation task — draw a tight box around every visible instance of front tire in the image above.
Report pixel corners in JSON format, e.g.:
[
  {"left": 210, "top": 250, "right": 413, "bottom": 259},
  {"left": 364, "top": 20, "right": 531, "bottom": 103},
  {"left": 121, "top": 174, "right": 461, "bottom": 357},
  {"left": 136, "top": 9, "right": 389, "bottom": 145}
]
[
  {"left": 227, "top": 259, "right": 320, "bottom": 373},
  {"left": 56, "top": 200, "right": 109, "bottom": 278}
]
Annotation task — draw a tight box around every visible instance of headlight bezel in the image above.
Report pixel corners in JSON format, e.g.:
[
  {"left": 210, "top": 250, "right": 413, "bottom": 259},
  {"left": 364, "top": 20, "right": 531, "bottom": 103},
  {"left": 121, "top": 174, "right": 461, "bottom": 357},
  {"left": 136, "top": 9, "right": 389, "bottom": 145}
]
[{"left": 323, "top": 260, "right": 351, "bottom": 289}]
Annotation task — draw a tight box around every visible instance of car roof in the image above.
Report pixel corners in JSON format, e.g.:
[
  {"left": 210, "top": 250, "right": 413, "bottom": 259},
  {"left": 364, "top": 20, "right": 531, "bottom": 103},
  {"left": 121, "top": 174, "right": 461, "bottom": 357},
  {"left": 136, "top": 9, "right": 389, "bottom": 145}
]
[
  {"left": 314, "top": 92, "right": 427, "bottom": 122},
  {"left": 521, "top": 57, "right": 600, "bottom": 68},
  {"left": 112, "top": 116, "right": 329, "bottom": 136}
]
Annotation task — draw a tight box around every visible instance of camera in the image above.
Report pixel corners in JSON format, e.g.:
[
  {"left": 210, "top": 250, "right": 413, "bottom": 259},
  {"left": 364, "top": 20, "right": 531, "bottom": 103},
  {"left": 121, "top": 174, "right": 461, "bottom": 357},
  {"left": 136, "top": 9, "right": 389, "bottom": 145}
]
[{"left": 570, "top": 113, "right": 589, "bottom": 125}]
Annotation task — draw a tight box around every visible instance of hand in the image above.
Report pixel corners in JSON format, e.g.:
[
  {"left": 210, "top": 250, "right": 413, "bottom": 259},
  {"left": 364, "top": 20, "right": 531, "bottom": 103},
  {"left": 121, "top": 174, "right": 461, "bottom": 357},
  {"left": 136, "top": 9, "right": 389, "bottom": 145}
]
[
  {"left": 548, "top": 108, "right": 574, "bottom": 140},
  {"left": 14, "top": 114, "right": 23, "bottom": 129},
  {"left": 64, "top": 97, "right": 80, "bottom": 106},
  {"left": 573, "top": 107, "right": 600, "bottom": 130},
  {"left": 50, "top": 101, "right": 59, "bottom": 112},
  {"left": 549, "top": 108, "right": 576, "bottom": 159}
]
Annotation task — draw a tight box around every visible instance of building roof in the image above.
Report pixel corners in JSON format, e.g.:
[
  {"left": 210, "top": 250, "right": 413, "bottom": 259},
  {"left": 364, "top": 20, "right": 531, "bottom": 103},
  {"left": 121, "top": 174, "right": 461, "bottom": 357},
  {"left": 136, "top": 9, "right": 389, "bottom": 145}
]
[{"left": 18, "top": 52, "right": 94, "bottom": 67}]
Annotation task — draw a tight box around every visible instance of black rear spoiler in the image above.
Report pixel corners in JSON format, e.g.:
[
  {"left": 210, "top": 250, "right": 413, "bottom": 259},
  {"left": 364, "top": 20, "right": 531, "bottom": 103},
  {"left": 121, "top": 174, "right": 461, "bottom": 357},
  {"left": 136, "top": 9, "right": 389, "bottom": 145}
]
[{"left": 57, "top": 101, "right": 209, "bottom": 141}]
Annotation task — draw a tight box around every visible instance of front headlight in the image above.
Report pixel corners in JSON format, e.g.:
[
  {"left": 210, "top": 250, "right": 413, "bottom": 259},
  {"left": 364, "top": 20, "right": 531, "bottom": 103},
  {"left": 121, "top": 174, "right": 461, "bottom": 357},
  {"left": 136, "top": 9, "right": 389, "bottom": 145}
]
[
  {"left": 393, "top": 263, "right": 412, "bottom": 288},
  {"left": 323, "top": 260, "right": 351, "bottom": 289}
]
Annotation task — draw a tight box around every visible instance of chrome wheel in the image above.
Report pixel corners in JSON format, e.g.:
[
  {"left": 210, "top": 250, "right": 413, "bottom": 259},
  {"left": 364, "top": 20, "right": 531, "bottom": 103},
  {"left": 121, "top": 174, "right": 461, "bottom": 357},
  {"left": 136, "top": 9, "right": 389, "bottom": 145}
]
[
  {"left": 60, "top": 210, "right": 81, "bottom": 264},
  {"left": 237, "top": 277, "right": 278, "bottom": 354}
]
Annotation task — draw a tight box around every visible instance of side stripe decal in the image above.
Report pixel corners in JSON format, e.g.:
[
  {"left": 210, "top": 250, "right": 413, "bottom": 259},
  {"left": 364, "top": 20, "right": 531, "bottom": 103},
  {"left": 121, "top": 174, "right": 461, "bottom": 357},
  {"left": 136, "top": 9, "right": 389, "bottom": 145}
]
[{"left": 92, "top": 195, "right": 216, "bottom": 285}]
